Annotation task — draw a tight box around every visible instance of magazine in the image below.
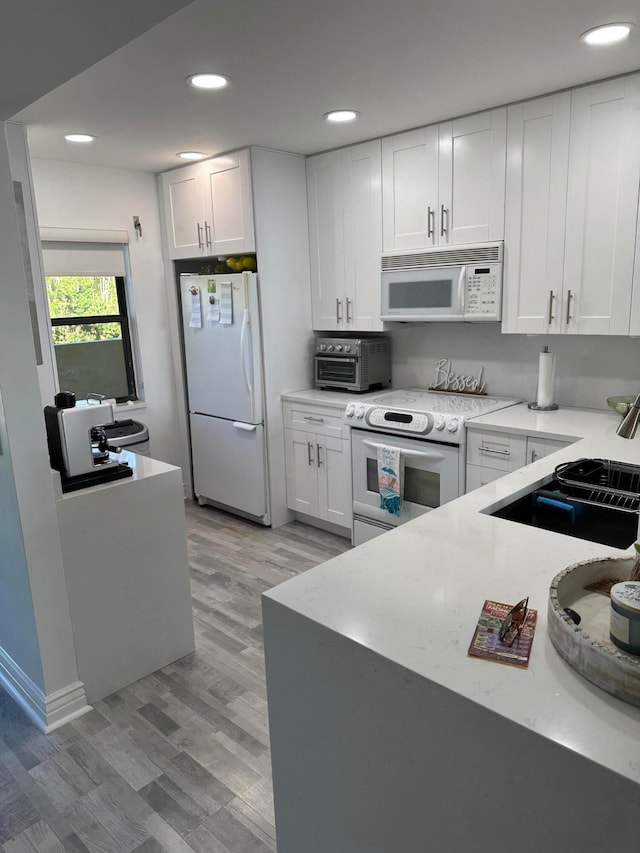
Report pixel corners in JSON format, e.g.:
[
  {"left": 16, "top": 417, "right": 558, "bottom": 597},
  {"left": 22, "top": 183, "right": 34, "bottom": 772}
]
[{"left": 467, "top": 599, "right": 538, "bottom": 668}]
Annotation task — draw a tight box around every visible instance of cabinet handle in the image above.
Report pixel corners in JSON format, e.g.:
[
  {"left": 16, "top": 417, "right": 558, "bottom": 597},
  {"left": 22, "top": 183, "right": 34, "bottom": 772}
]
[
  {"left": 346, "top": 297, "right": 352, "bottom": 323},
  {"left": 530, "top": 449, "right": 538, "bottom": 464},
  {"left": 196, "top": 222, "right": 203, "bottom": 249},
  {"left": 427, "top": 206, "right": 435, "bottom": 239},
  {"left": 304, "top": 416, "right": 324, "bottom": 423},
  {"left": 479, "top": 446, "right": 510, "bottom": 456},
  {"left": 204, "top": 222, "right": 212, "bottom": 247},
  {"left": 440, "top": 205, "right": 448, "bottom": 237},
  {"left": 566, "top": 290, "right": 573, "bottom": 325},
  {"left": 336, "top": 298, "right": 342, "bottom": 323},
  {"left": 317, "top": 444, "right": 322, "bottom": 466},
  {"left": 307, "top": 441, "right": 314, "bottom": 466},
  {"left": 547, "top": 291, "right": 555, "bottom": 324}
]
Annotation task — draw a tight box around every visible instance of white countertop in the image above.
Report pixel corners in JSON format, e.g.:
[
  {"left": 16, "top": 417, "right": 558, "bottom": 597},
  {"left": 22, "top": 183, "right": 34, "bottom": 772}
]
[
  {"left": 265, "top": 419, "right": 640, "bottom": 787},
  {"left": 467, "top": 401, "right": 618, "bottom": 440},
  {"left": 52, "top": 450, "right": 180, "bottom": 499},
  {"left": 281, "top": 387, "right": 385, "bottom": 410}
]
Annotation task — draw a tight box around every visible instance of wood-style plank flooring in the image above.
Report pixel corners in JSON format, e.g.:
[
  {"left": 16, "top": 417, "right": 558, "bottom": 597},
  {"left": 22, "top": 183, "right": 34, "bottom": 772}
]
[{"left": 0, "top": 502, "right": 351, "bottom": 852}]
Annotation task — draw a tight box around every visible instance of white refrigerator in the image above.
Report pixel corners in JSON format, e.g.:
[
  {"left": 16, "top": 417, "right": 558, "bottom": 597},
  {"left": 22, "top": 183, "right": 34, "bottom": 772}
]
[{"left": 180, "top": 272, "right": 269, "bottom": 524}]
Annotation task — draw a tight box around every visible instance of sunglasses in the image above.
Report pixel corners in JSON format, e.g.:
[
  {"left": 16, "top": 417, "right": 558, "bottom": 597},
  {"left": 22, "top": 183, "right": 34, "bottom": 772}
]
[{"left": 498, "top": 597, "right": 529, "bottom": 647}]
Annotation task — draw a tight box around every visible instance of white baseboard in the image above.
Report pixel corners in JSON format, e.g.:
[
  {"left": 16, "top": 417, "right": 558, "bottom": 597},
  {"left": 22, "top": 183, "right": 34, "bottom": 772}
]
[{"left": 0, "top": 646, "right": 91, "bottom": 732}]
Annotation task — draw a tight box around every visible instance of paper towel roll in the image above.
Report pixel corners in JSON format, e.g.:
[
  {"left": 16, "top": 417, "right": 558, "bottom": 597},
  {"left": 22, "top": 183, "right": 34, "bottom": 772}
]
[{"left": 536, "top": 347, "right": 555, "bottom": 408}]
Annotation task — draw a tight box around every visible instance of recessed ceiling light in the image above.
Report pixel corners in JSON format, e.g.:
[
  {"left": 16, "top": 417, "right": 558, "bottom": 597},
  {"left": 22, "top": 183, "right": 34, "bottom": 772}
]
[
  {"left": 64, "top": 133, "right": 96, "bottom": 143},
  {"left": 324, "top": 110, "right": 359, "bottom": 123},
  {"left": 580, "top": 23, "right": 632, "bottom": 45},
  {"left": 177, "top": 151, "right": 207, "bottom": 161},
  {"left": 187, "top": 73, "right": 229, "bottom": 90}
]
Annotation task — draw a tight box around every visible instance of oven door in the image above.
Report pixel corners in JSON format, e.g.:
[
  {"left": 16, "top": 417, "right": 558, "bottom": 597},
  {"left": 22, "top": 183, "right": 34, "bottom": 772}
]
[
  {"left": 351, "top": 428, "right": 462, "bottom": 530},
  {"left": 315, "top": 356, "right": 360, "bottom": 389}
]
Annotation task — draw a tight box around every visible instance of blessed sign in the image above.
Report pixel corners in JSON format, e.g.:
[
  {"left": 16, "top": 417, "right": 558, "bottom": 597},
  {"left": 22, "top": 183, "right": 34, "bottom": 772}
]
[{"left": 430, "top": 358, "right": 487, "bottom": 395}]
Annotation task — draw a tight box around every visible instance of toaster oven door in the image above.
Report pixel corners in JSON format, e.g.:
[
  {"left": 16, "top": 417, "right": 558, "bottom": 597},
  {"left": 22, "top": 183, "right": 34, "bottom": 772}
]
[{"left": 315, "top": 356, "right": 360, "bottom": 389}]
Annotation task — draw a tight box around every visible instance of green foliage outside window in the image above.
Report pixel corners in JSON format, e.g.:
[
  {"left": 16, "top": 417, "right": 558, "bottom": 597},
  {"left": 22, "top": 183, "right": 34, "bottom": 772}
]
[{"left": 46, "top": 276, "right": 122, "bottom": 343}]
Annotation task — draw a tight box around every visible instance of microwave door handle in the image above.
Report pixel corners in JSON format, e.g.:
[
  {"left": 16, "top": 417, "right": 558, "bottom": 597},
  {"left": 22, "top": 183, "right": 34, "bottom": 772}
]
[
  {"left": 362, "top": 439, "right": 444, "bottom": 461},
  {"left": 458, "top": 266, "right": 466, "bottom": 315}
]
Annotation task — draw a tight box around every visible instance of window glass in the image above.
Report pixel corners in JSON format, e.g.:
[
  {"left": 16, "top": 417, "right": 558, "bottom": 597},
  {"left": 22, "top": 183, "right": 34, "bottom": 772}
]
[
  {"left": 45, "top": 274, "right": 137, "bottom": 402},
  {"left": 47, "top": 275, "right": 119, "bottom": 319}
]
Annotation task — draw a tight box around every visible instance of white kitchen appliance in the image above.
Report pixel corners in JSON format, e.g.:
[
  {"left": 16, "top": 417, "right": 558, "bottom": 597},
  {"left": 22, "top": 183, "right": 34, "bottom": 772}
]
[
  {"left": 381, "top": 241, "right": 503, "bottom": 322},
  {"left": 180, "top": 272, "right": 269, "bottom": 524},
  {"left": 345, "top": 388, "right": 518, "bottom": 544}
]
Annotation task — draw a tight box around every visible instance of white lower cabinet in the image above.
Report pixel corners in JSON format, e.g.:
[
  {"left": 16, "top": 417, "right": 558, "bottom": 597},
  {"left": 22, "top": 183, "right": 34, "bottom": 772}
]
[
  {"left": 283, "top": 402, "right": 352, "bottom": 529},
  {"left": 466, "top": 428, "right": 572, "bottom": 492}
]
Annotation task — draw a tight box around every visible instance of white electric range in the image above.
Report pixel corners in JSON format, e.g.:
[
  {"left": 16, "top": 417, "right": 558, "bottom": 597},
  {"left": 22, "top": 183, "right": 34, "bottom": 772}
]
[{"left": 344, "top": 388, "right": 519, "bottom": 545}]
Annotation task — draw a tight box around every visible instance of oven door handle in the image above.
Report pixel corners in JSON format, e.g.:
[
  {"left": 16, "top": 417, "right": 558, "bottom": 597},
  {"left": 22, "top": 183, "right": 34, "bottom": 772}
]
[{"left": 362, "top": 440, "right": 445, "bottom": 461}]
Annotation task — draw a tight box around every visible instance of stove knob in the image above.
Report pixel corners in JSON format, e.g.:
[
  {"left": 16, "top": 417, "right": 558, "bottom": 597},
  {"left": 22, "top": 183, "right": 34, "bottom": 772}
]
[
  {"left": 434, "top": 415, "right": 446, "bottom": 431},
  {"left": 335, "top": 344, "right": 343, "bottom": 352},
  {"left": 326, "top": 344, "right": 334, "bottom": 352},
  {"left": 446, "top": 418, "right": 460, "bottom": 433},
  {"left": 344, "top": 344, "right": 352, "bottom": 352},
  {"left": 345, "top": 403, "right": 355, "bottom": 419},
  {"left": 319, "top": 343, "right": 326, "bottom": 352},
  {"left": 355, "top": 405, "right": 365, "bottom": 419}
]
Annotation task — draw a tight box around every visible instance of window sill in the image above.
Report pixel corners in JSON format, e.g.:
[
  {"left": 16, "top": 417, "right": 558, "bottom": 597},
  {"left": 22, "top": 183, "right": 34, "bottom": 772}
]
[{"left": 115, "top": 400, "right": 147, "bottom": 415}]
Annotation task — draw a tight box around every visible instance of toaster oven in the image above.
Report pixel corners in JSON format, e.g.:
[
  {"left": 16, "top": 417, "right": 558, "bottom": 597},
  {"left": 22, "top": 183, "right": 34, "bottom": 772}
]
[{"left": 314, "top": 337, "right": 391, "bottom": 392}]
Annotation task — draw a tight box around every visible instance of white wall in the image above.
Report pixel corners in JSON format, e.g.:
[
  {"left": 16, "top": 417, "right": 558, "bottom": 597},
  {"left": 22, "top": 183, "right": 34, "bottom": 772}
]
[
  {"left": 388, "top": 323, "right": 640, "bottom": 408},
  {"left": 30, "top": 157, "right": 182, "bottom": 467},
  {"left": 0, "top": 123, "right": 81, "bottom": 709}
]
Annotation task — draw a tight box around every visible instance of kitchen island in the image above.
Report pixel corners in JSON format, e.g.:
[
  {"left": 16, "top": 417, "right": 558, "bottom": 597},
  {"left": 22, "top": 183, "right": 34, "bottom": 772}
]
[
  {"left": 263, "top": 413, "right": 640, "bottom": 853},
  {"left": 55, "top": 450, "right": 195, "bottom": 704}
]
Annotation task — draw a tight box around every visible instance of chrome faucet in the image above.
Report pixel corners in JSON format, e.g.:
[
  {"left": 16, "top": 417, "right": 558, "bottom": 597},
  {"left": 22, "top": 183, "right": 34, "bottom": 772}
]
[{"left": 617, "top": 393, "right": 640, "bottom": 439}]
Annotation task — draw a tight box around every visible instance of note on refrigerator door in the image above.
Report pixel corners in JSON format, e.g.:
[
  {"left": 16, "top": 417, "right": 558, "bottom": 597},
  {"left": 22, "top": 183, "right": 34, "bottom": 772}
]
[
  {"left": 219, "top": 282, "right": 233, "bottom": 325},
  {"left": 189, "top": 289, "right": 203, "bottom": 328},
  {"left": 206, "top": 294, "right": 220, "bottom": 323}
]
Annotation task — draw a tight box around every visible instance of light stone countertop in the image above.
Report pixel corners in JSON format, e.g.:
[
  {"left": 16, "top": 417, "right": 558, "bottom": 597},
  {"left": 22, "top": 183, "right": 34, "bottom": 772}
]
[
  {"left": 264, "top": 420, "right": 640, "bottom": 787},
  {"left": 281, "top": 387, "right": 386, "bottom": 410},
  {"left": 52, "top": 450, "right": 180, "bottom": 499},
  {"left": 466, "top": 401, "right": 619, "bottom": 440}
]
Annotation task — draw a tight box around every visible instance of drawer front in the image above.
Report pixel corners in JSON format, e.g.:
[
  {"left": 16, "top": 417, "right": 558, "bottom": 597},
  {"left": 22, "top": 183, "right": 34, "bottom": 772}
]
[
  {"left": 466, "top": 464, "right": 505, "bottom": 493},
  {"left": 466, "top": 430, "right": 527, "bottom": 472},
  {"left": 283, "top": 401, "right": 346, "bottom": 438}
]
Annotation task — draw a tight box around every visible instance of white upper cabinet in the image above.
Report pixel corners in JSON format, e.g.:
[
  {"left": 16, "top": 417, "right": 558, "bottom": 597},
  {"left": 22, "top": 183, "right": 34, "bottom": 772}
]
[
  {"left": 203, "top": 150, "right": 255, "bottom": 256},
  {"left": 160, "top": 163, "right": 208, "bottom": 258},
  {"left": 307, "top": 141, "right": 383, "bottom": 331},
  {"left": 381, "top": 108, "right": 506, "bottom": 252},
  {"left": 563, "top": 75, "right": 640, "bottom": 335},
  {"left": 160, "top": 150, "right": 255, "bottom": 259},
  {"left": 381, "top": 126, "right": 439, "bottom": 251},
  {"left": 503, "top": 75, "right": 640, "bottom": 335},
  {"left": 502, "top": 93, "right": 571, "bottom": 333}
]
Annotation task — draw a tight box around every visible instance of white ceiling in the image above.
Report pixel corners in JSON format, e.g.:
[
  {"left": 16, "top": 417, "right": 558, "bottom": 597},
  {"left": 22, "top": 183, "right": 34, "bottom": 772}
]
[
  {"left": 11, "top": 0, "right": 640, "bottom": 175},
  {"left": 0, "top": 0, "right": 193, "bottom": 119}
]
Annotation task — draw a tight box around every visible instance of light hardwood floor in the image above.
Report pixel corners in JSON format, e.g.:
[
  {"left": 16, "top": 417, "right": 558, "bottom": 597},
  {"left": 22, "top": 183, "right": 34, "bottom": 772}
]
[{"left": 0, "top": 502, "right": 351, "bottom": 852}]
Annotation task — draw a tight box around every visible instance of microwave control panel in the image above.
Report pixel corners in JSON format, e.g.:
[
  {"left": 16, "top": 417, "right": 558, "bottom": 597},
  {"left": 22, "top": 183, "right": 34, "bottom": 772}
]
[{"left": 464, "top": 264, "right": 502, "bottom": 321}]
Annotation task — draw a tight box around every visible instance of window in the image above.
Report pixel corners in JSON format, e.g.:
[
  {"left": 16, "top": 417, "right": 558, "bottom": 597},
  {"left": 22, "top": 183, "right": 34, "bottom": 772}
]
[
  {"left": 41, "top": 236, "right": 139, "bottom": 403},
  {"left": 45, "top": 275, "right": 137, "bottom": 401}
]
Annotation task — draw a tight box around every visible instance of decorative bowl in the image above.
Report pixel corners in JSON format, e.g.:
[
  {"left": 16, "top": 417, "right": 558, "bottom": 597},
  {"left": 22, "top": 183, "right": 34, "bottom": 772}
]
[{"left": 607, "top": 395, "right": 635, "bottom": 416}]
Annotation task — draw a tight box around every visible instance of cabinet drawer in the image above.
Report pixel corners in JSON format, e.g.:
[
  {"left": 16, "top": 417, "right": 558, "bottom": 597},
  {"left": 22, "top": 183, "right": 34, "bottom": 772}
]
[
  {"left": 466, "top": 430, "right": 527, "bottom": 472},
  {"left": 466, "top": 464, "right": 505, "bottom": 493},
  {"left": 283, "top": 401, "right": 346, "bottom": 438}
]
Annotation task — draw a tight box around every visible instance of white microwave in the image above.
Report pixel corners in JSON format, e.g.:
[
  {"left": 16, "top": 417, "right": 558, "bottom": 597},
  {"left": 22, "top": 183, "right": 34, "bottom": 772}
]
[{"left": 381, "top": 241, "right": 503, "bottom": 322}]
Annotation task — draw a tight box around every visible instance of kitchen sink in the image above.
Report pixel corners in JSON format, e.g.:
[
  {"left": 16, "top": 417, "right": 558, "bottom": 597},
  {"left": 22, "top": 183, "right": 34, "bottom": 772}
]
[
  {"left": 489, "top": 485, "right": 638, "bottom": 549},
  {"left": 486, "top": 459, "right": 640, "bottom": 549}
]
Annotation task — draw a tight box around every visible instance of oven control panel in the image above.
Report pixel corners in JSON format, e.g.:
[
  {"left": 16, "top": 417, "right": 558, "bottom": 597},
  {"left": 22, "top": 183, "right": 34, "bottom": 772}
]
[
  {"left": 365, "top": 408, "right": 434, "bottom": 435},
  {"left": 344, "top": 403, "right": 466, "bottom": 443}
]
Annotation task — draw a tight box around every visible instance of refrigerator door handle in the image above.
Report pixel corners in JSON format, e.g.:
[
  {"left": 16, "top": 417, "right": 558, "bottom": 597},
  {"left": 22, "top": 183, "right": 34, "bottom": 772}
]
[
  {"left": 240, "top": 307, "right": 255, "bottom": 420},
  {"left": 232, "top": 422, "right": 257, "bottom": 431}
]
